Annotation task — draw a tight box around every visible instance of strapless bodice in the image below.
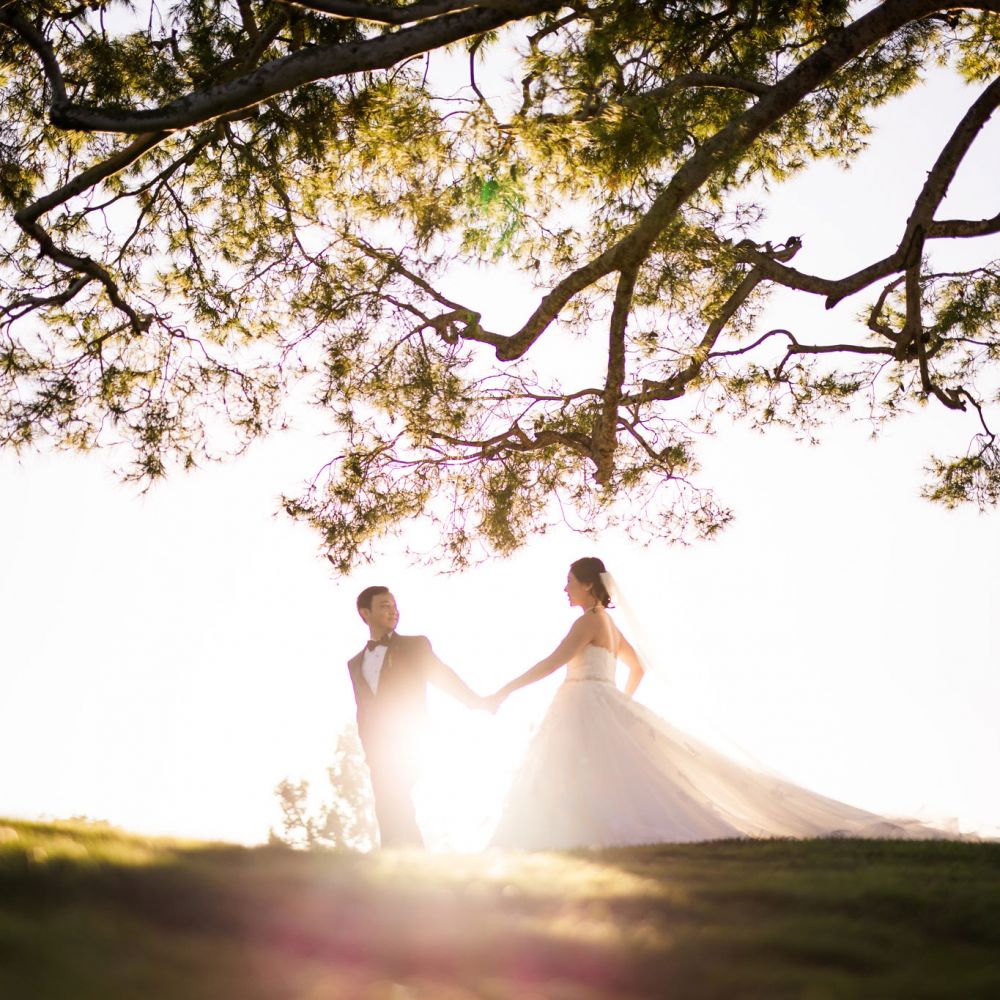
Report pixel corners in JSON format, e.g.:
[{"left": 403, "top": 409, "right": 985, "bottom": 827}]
[{"left": 565, "top": 645, "right": 617, "bottom": 683}]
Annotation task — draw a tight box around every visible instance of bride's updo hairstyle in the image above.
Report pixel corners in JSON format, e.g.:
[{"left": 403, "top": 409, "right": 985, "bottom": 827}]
[{"left": 569, "top": 556, "right": 613, "bottom": 608}]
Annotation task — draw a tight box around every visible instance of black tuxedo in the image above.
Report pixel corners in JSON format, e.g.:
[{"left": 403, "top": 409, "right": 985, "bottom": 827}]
[{"left": 348, "top": 632, "right": 476, "bottom": 848}]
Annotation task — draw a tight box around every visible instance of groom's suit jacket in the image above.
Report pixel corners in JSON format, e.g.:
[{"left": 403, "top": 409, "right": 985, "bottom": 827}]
[{"left": 346, "top": 633, "right": 440, "bottom": 766}]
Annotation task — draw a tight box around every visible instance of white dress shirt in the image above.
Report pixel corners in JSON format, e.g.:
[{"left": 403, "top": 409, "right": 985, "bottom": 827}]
[{"left": 361, "top": 638, "right": 391, "bottom": 694}]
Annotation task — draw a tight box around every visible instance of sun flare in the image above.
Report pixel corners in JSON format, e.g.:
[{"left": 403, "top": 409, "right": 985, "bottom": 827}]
[{"left": 413, "top": 689, "right": 548, "bottom": 851}]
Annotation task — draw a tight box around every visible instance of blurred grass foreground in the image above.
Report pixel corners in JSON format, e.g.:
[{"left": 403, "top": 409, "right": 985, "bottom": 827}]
[{"left": 1, "top": 818, "right": 998, "bottom": 998}]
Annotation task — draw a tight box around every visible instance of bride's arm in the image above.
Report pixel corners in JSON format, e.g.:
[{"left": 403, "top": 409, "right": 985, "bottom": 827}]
[
  {"left": 493, "top": 617, "right": 594, "bottom": 702},
  {"left": 616, "top": 628, "right": 645, "bottom": 697}
]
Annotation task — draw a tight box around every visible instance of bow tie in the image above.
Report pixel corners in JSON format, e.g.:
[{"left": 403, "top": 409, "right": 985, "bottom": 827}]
[{"left": 366, "top": 637, "right": 391, "bottom": 652}]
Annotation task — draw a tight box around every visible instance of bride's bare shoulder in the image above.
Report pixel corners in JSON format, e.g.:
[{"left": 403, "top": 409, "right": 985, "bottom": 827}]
[
  {"left": 574, "top": 608, "right": 615, "bottom": 645},
  {"left": 565, "top": 612, "right": 600, "bottom": 642}
]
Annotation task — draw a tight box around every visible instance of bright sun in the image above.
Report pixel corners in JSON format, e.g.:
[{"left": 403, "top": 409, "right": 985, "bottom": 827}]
[{"left": 413, "top": 688, "right": 550, "bottom": 851}]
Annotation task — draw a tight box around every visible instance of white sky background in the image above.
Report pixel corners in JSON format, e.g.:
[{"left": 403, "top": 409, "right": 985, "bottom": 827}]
[{"left": 1, "top": 16, "right": 999, "bottom": 847}]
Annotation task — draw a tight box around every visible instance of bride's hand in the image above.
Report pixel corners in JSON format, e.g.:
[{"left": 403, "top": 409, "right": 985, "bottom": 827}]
[{"left": 484, "top": 690, "right": 508, "bottom": 714}]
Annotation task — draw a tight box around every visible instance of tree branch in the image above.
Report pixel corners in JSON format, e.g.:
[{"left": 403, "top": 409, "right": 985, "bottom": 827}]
[
  {"left": 0, "top": 7, "right": 68, "bottom": 104},
  {"left": 17, "top": 132, "right": 170, "bottom": 226},
  {"left": 50, "top": 0, "right": 562, "bottom": 132},
  {"left": 729, "top": 73, "right": 1000, "bottom": 329},
  {"left": 653, "top": 71, "right": 771, "bottom": 99},
  {"left": 11, "top": 131, "right": 171, "bottom": 332},
  {"left": 487, "top": 0, "right": 1000, "bottom": 363},
  {"left": 0, "top": 276, "right": 94, "bottom": 322},
  {"left": 783, "top": 341, "right": 895, "bottom": 359},
  {"left": 538, "top": 71, "right": 772, "bottom": 125},
  {"left": 621, "top": 265, "right": 769, "bottom": 406},
  {"left": 279, "top": 0, "right": 486, "bottom": 26},
  {"left": 892, "top": 74, "right": 1000, "bottom": 356},
  {"left": 929, "top": 210, "right": 1000, "bottom": 239},
  {"left": 592, "top": 264, "right": 637, "bottom": 484},
  {"left": 430, "top": 424, "right": 592, "bottom": 457}
]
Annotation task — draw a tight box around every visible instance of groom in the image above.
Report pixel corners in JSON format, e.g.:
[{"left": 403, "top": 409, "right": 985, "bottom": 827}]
[{"left": 348, "top": 585, "right": 487, "bottom": 848}]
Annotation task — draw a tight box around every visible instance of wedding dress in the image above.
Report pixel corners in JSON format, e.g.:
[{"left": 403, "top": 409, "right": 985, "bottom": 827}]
[{"left": 491, "top": 644, "right": 956, "bottom": 849}]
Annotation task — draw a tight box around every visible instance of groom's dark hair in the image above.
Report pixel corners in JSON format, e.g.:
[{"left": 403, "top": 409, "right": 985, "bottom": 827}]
[{"left": 357, "top": 585, "right": 390, "bottom": 613}]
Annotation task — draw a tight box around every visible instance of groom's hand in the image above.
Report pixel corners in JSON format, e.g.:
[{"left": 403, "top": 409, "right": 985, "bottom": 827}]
[{"left": 483, "top": 691, "right": 507, "bottom": 715}]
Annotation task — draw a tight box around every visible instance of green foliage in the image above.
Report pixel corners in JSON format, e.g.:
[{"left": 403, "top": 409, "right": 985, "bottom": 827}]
[
  {"left": 462, "top": 170, "right": 527, "bottom": 258},
  {"left": 924, "top": 437, "right": 1000, "bottom": 508},
  {"left": 956, "top": 10, "right": 1000, "bottom": 81},
  {"left": 2, "top": 1, "right": 1000, "bottom": 568},
  {"left": 270, "top": 725, "right": 377, "bottom": 851}
]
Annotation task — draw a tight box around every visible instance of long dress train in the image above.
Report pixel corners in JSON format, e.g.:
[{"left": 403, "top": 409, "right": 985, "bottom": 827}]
[{"left": 491, "top": 646, "right": 959, "bottom": 849}]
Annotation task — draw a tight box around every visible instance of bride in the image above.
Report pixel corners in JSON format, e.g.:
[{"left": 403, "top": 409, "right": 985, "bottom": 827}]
[{"left": 487, "top": 556, "right": 957, "bottom": 849}]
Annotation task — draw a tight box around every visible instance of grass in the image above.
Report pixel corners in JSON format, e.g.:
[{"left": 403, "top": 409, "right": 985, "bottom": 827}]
[{"left": 1, "top": 818, "right": 998, "bottom": 998}]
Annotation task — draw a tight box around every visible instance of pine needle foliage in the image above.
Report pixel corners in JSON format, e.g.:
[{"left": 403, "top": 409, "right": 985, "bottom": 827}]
[{"left": 2, "top": 0, "right": 1000, "bottom": 567}]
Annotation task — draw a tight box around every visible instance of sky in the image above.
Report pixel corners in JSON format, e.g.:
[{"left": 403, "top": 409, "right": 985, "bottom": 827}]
[{"left": 1, "top": 14, "right": 998, "bottom": 849}]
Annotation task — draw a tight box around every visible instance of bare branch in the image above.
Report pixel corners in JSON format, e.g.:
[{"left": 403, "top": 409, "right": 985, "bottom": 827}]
[
  {"left": 0, "top": 276, "right": 94, "bottom": 322},
  {"left": 592, "top": 264, "right": 637, "bottom": 484},
  {"left": 784, "top": 342, "right": 895, "bottom": 359},
  {"left": 958, "top": 388, "right": 996, "bottom": 440},
  {"left": 707, "top": 327, "right": 797, "bottom": 360},
  {"left": 929, "top": 210, "right": 1000, "bottom": 239},
  {"left": 866, "top": 277, "right": 905, "bottom": 341},
  {"left": 468, "top": 34, "right": 493, "bottom": 113}
]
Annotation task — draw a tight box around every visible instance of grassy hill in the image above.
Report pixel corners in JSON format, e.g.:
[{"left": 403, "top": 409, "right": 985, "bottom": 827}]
[{"left": 1, "top": 817, "right": 998, "bottom": 998}]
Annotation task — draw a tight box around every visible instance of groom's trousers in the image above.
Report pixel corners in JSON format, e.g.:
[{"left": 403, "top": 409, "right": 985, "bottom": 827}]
[{"left": 367, "top": 753, "right": 424, "bottom": 849}]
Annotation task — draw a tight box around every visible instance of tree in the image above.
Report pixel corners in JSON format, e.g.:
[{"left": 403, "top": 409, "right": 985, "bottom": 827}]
[
  {"left": 270, "top": 724, "right": 377, "bottom": 850},
  {"left": 2, "top": 0, "right": 1000, "bottom": 569}
]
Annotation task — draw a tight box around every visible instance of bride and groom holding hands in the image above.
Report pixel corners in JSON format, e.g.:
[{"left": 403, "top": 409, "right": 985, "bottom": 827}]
[
  {"left": 348, "top": 557, "right": 959, "bottom": 851},
  {"left": 347, "top": 557, "right": 642, "bottom": 848}
]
